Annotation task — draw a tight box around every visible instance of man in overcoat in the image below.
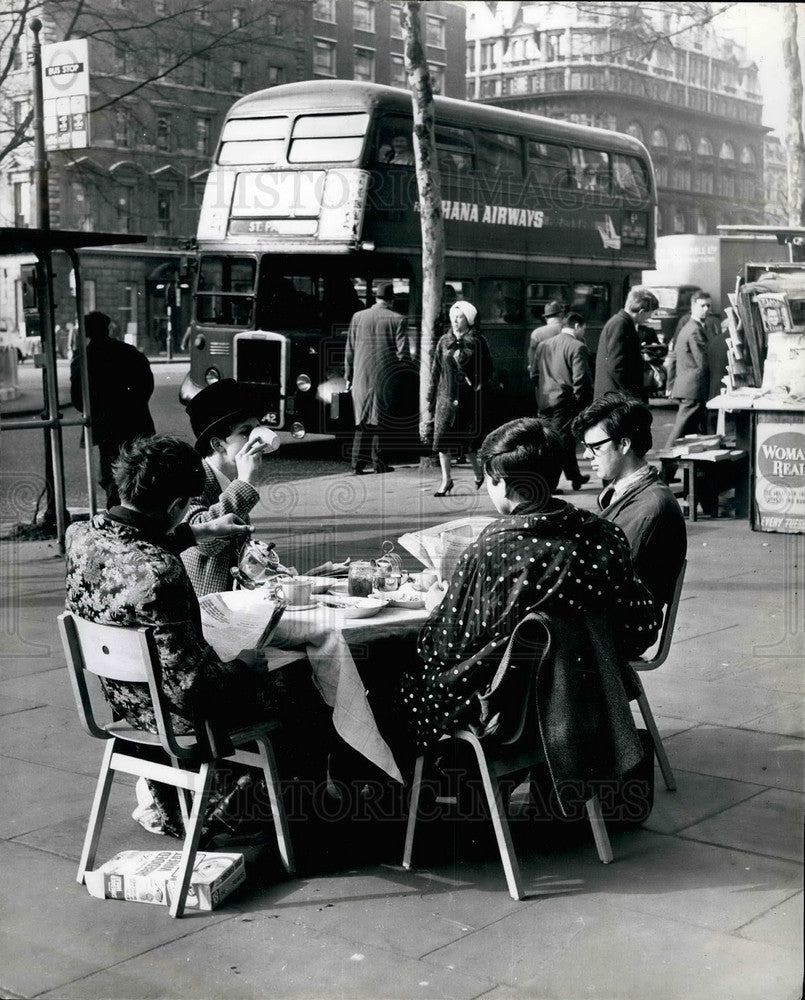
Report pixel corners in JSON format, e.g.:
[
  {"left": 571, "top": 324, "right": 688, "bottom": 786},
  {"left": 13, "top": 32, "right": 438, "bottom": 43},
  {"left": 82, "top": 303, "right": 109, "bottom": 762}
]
[
  {"left": 665, "top": 290, "right": 712, "bottom": 447},
  {"left": 344, "top": 281, "right": 409, "bottom": 474},
  {"left": 534, "top": 312, "right": 592, "bottom": 490},
  {"left": 527, "top": 299, "right": 564, "bottom": 393},
  {"left": 594, "top": 287, "right": 658, "bottom": 402},
  {"left": 70, "top": 311, "right": 155, "bottom": 507}
]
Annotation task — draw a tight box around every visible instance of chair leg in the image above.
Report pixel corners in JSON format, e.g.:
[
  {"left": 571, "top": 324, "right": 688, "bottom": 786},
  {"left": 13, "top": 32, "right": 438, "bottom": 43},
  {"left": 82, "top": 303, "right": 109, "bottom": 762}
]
[
  {"left": 585, "top": 795, "right": 613, "bottom": 864},
  {"left": 168, "top": 763, "right": 215, "bottom": 918},
  {"left": 636, "top": 690, "right": 677, "bottom": 791},
  {"left": 402, "top": 754, "right": 425, "bottom": 870},
  {"left": 252, "top": 735, "right": 295, "bottom": 875},
  {"left": 461, "top": 734, "right": 524, "bottom": 901},
  {"left": 77, "top": 739, "right": 117, "bottom": 884},
  {"left": 171, "top": 761, "right": 192, "bottom": 831}
]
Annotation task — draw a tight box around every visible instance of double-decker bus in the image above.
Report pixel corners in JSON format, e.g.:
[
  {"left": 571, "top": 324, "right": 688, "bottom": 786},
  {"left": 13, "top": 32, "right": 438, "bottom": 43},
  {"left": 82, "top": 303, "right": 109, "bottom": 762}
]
[{"left": 183, "top": 80, "right": 656, "bottom": 435}]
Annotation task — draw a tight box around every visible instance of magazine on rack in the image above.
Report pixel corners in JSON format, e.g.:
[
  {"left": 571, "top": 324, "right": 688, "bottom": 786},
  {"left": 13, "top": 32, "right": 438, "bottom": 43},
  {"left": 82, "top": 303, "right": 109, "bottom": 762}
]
[
  {"left": 199, "top": 593, "right": 286, "bottom": 662},
  {"left": 398, "top": 516, "right": 495, "bottom": 583}
]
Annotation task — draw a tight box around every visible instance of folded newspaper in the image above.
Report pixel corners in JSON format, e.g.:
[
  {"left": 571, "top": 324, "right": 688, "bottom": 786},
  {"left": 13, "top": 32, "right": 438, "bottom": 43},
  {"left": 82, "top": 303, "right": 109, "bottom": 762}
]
[
  {"left": 398, "top": 516, "right": 494, "bottom": 583},
  {"left": 199, "top": 593, "right": 285, "bottom": 662}
]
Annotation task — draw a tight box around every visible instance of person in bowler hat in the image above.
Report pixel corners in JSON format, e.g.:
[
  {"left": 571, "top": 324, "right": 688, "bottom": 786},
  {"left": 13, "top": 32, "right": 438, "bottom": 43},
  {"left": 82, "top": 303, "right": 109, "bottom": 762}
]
[
  {"left": 527, "top": 299, "right": 565, "bottom": 392},
  {"left": 182, "top": 379, "right": 279, "bottom": 596}
]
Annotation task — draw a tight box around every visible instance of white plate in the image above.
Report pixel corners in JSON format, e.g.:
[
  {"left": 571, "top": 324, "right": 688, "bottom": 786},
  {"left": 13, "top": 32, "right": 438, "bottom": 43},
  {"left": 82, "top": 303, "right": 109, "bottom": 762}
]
[
  {"left": 381, "top": 593, "right": 426, "bottom": 609},
  {"left": 315, "top": 595, "right": 389, "bottom": 618},
  {"left": 282, "top": 603, "right": 318, "bottom": 612},
  {"left": 327, "top": 583, "right": 349, "bottom": 596}
]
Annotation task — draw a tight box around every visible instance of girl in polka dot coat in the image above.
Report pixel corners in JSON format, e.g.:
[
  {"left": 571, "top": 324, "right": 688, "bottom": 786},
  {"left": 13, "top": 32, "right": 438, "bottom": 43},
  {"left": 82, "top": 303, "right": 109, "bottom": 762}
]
[{"left": 401, "top": 418, "right": 659, "bottom": 752}]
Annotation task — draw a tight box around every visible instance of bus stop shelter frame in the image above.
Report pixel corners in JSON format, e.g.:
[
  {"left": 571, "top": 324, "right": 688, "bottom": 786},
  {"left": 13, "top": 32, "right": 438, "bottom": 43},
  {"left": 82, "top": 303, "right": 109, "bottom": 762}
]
[{"left": 0, "top": 227, "right": 146, "bottom": 551}]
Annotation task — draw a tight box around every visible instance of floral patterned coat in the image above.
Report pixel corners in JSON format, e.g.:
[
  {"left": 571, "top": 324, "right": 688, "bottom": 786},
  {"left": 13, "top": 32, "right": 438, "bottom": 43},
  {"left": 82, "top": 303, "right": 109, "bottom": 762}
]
[{"left": 64, "top": 509, "right": 266, "bottom": 734}]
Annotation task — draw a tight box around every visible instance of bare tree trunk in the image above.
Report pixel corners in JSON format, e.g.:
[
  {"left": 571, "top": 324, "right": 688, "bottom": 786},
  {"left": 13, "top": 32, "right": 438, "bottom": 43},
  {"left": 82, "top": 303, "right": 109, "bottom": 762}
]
[
  {"left": 782, "top": 3, "right": 805, "bottom": 226},
  {"left": 400, "top": 1, "right": 445, "bottom": 442}
]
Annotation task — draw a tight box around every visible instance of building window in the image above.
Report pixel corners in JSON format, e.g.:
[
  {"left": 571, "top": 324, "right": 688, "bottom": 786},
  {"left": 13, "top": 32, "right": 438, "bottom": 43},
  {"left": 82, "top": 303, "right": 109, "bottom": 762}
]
[
  {"left": 625, "top": 122, "right": 644, "bottom": 142},
  {"left": 13, "top": 99, "right": 30, "bottom": 129},
  {"left": 425, "top": 14, "right": 446, "bottom": 48},
  {"left": 695, "top": 168, "right": 714, "bottom": 194},
  {"left": 156, "top": 113, "right": 172, "bottom": 150},
  {"left": 157, "top": 48, "right": 172, "bottom": 75},
  {"left": 719, "top": 141, "right": 735, "bottom": 161},
  {"left": 390, "top": 4, "right": 402, "bottom": 38},
  {"left": 232, "top": 59, "right": 246, "bottom": 92},
  {"left": 314, "top": 39, "right": 336, "bottom": 76},
  {"left": 740, "top": 145, "right": 757, "bottom": 168},
  {"left": 196, "top": 116, "right": 211, "bottom": 156},
  {"left": 391, "top": 54, "right": 406, "bottom": 87},
  {"left": 196, "top": 56, "right": 210, "bottom": 88},
  {"left": 353, "top": 1, "right": 375, "bottom": 33},
  {"left": 13, "top": 179, "right": 31, "bottom": 227},
  {"left": 674, "top": 133, "right": 692, "bottom": 155},
  {"left": 266, "top": 11, "right": 281, "bottom": 34},
  {"left": 697, "top": 136, "right": 714, "bottom": 157},
  {"left": 195, "top": 3, "right": 210, "bottom": 24},
  {"left": 481, "top": 41, "right": 495, "bottom": 70},
  {"left": 671, "top": 162, "right": 691, "bottom": 190},
  {"left": 116, "top": 43, "right": 132, "bottom": 75},
  {"left": 673, "top": 209, "right": 687, "bottom": 233},
  {"left": 231, "top": 6, "right": 244, "bottom": 27},
  {"left": 430, "top": 63, "right": 445, "bottom": 94},
  {"left": 650, "top": 127, "right": 668, "bottom": 150},
  {"left": 314, "top": 0, "right": 335, "bottom": 21},
  {"left": 116, "top": 185, "right": 132, "bottom": 232},
  {"left": 154, "top": 0, "right": 167, "bottom": 13},
  {"left": 267, "top": 65, "right": 284, "bottom": 87},
  {"left": 114, "top": 107, "right": 130, "bottom": 147},
  {"left": 466, "top": 44, "right": 476, "bottom": 74},
  {"left": 156, "top": 189, "right": 174, "bottom": 235},
  {"left": 354, "top": 48, "right": 375, "bottom": 82}
]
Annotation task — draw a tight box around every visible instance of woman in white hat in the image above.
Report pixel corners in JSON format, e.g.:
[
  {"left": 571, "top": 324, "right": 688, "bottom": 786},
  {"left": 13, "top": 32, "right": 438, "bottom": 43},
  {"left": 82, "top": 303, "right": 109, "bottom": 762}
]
[{"left": 424, "top": 299, "right": 494, "bottom": 496}]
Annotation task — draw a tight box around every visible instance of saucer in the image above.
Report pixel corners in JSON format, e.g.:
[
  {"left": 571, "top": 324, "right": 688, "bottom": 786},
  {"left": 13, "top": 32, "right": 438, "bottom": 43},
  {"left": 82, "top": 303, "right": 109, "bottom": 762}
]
[{"left": 282, "top": 603, "right": 317, "bottom": 612}]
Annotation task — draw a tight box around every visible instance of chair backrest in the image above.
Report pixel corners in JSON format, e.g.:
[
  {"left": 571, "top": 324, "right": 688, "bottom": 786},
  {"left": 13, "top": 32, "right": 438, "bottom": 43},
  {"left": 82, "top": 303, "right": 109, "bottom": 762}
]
[
  {"left": 58, "top": 611, "right": 199, "bottom": 760},
  {"left": 631, "top": 558, "right": 687, "bottom": 672}
]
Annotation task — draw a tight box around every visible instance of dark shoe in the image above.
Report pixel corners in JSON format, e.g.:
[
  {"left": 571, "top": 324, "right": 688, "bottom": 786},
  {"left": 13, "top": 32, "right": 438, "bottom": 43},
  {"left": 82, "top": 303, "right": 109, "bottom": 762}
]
[
  {"left": 570, "top": 474, "right": 590, "bottom": 490},
  {"left": 553, "top": 488, "right": 565, "bottom": 495},
  {"left": 352, "top": 466, "right": 370, "bottom": 476},
  {"left": 434, "top": 480, "right": 454, "bottom": 497},
  {"left": 373, "top": 465, "right": 395, "bottom": 474},
  {"left": 475, "top": 478, "right": 484, "bottom": 490}
]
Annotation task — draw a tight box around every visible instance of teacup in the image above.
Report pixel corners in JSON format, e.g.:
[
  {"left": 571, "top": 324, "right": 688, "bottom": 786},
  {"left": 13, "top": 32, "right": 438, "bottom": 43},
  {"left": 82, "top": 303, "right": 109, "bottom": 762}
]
[
  {"left": 249, "top": 425, "right": 280, "bottom": 453},
  {"left": 276, "top": 577, "right": 312, "bottom": 606}
]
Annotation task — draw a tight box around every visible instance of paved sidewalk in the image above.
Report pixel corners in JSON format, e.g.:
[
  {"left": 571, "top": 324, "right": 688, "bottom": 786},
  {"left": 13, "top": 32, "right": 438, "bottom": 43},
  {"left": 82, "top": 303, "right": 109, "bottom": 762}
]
[{"left": 0, "top": 466, "right": 802, "bottom": 1000}]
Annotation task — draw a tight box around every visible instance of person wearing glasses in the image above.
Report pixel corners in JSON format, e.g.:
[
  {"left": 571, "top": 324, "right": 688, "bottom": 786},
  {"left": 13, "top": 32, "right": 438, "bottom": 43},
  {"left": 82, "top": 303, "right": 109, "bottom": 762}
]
[
  {"left": 573, "top": 392, "right": 687, "bottom": 610},
  {"left": 400, "top": 417, "right": 659, "bottom": 757}
]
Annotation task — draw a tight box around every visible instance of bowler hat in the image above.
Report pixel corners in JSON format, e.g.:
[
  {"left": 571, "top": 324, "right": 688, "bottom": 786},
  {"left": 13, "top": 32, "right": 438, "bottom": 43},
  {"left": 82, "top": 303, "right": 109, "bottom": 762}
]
[
  {"left": 543, "top": 300, "right": 564, "bottom": 319},
  {"left": 374, "top": 281, "right": 395, "bottom": 301},
  {"left": 186, "top": 379, "right": 264, "bottom": 453}
]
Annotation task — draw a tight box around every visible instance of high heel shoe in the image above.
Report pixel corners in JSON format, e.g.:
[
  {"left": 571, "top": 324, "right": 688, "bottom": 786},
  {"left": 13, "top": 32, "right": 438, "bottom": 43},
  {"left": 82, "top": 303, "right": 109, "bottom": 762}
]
[
  {"left": 474, "top": 477, "right": 484, "bottom": 490},
  {"left": 434, "top": 480, "right": 454, "bottom": 497}
]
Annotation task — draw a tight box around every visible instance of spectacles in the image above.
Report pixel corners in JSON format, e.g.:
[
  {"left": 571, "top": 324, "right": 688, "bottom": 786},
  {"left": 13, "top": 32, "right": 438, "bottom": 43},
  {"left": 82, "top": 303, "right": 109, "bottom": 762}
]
[{"left": 583, "top": 436, "right": 614, "bottom": 455}]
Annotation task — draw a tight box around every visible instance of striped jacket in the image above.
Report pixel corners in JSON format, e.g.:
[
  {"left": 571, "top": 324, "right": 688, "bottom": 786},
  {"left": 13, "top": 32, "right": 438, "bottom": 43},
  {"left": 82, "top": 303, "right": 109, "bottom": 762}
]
[{"left": 181, "top": 460, "right": 260, "bottom": 596}]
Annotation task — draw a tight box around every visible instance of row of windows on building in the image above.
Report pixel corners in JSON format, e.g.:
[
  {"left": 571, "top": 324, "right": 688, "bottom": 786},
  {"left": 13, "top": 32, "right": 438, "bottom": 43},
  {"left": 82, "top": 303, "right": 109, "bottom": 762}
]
[
  {"left": 111, "top": 107, "right": 215, "bottom": 156},
  {"left": 314, "top": 0, "right": 447, "bottom": 48},
  {"left": 311, "top": 39, "right": 445, "bottom": 91}
]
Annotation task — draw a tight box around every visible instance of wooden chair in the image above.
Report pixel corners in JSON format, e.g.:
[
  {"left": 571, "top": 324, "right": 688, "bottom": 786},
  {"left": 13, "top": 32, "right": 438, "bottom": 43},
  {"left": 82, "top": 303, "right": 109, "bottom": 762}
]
[
  {"left": 401, "top": 617, "right": 614, "bottom": 902},
  {"left": 58, "top": 610, "right": 301, "bottom": 918},
  {"left": 628, "top": 559, "right": 687, "bottom": 792}
]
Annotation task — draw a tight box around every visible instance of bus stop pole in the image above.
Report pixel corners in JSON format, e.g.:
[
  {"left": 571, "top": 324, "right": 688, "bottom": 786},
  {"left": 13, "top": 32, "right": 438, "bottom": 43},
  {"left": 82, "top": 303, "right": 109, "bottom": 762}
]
[
  {"left": 31, "top": 18, "right": 68, "bottom": 550},
  {"left": 66, "top": 248, "right": 97, "bottom": 516}
]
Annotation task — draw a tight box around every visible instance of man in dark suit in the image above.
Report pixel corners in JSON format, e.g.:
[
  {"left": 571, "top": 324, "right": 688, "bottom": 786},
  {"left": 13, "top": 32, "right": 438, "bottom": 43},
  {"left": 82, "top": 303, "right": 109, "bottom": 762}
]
[
  {"left": 534, "top": 312, "right": 592, "bottom": 490},
  {"left": 527, "top": 299, "right": 564, "bottom": 391},
  {"left": 665, "top": 290, "right": 712, "bottom": 447},
  {"left": 70, "top": 311, "right": 155, "bottom": 507},
  {"left": 344, "top": 281, "right": 410, "bottom": 474},
  {"left": 594, "top": 287, "right": 659, "bottom": 402}
]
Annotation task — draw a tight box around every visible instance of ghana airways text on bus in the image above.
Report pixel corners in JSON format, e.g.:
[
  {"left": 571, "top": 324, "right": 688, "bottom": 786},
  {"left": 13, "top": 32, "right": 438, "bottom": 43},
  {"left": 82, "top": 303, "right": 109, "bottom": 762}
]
[{"left": 183, "top": 80, "right": 656, "bottom": 437}]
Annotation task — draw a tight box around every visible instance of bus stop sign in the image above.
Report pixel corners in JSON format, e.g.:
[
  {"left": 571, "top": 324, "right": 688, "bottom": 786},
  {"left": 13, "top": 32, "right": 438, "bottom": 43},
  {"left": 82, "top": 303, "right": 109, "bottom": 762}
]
[{"left": 42, "top": 39, "right": 90, "bottom": 150}]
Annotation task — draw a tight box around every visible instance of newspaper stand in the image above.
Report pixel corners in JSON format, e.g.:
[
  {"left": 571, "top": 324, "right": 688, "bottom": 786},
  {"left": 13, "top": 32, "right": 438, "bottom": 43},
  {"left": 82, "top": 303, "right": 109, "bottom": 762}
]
[{"left": 0, "top": 228, "right": 146, "bottom": 550}]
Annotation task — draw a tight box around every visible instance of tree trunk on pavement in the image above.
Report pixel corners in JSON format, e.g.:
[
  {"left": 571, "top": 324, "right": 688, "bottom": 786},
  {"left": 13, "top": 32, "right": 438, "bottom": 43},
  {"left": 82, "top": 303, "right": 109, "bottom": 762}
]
[
  {"left": 400, "top": 1, "right": 445, "bottom": 462},
  {"left": 782, "top": 3, "right": 805, "bottom": 226}
]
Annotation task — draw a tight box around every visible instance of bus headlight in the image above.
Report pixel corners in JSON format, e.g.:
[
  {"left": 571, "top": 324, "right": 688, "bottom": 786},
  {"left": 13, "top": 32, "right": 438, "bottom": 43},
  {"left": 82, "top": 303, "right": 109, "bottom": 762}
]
[
  {"left": 204, "top": 367, "right": 221, "bottom": 385},
  {"left": 194, "top": 334, "right": 206, "bottom": 350},
  {"left": 296, "top": 374, "right": 312, "bottom": 392},
  {"left": 290, "top": 422, "right": 306, "bottom": 439}
]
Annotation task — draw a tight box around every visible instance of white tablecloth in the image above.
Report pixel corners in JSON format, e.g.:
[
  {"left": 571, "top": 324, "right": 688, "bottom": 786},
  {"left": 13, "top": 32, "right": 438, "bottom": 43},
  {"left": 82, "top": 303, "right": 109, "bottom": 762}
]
[{"left": 208, "top": 590, "right": 428, "bottom": 783}]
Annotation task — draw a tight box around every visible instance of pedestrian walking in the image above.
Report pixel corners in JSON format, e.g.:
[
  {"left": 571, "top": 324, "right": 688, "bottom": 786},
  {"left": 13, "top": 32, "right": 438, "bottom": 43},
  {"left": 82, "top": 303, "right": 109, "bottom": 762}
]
[
  {"left": 534, "top": 312, "right": 592, "bottom": 491},
  {"left": 594, "top": 286, "right": 658, "bottom": 401},
  {"left": 344, "top": 281, "right": 410, "bottom": 475},
  {"left": 424, "top": 299, "right": 493, "bottom": 496},
  {"left": 665, "top": 290, "right": 712, "bottom": 447},
  {"left": 527, "top": 299, "right": 564, "bottom": 391},
  {"left": 70, "top": 311, "right": 155, "bottom": 508}
]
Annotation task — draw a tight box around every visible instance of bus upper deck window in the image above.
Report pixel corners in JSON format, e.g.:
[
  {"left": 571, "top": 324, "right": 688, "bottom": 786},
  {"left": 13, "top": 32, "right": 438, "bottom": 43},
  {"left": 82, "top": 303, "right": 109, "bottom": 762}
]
[
  {"left": 612, "top": 154, "right": 650, "bottom": 201},
  {"left": 218, "top": 116, "right": 288, "bottom": 165},
  {"left": 477, "top": 131, "right": 522, "bottom": 178},
  {"left": 289, "top": 112, "right": 369, "bottom": 163},
  {"left": 571, "top": 148, "right": 610, "bottom": 192},
  {"left": 526, "top": 141, "right": 572, "bottom": 190}
]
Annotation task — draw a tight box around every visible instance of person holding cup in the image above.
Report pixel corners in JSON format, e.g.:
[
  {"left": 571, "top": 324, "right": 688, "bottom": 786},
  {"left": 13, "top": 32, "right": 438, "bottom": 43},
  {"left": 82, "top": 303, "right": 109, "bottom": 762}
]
[{"left": 182, "top": 379, "right": 281, "bottom": 596}]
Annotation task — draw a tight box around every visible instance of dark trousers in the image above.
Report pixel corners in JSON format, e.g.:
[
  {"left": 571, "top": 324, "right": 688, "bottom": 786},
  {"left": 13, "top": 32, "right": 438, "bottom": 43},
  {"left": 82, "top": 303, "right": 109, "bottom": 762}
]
[
  {"left": 351, "top": 421, "right": 386, "bottom": 471},
  {"left": 540, "top": 405, "right": 582, "bottom": 483},
  {"left": 98, "top": 439, "right": 122, "bottom": 508},
  {"left": 665, "top": 398, "right": 707, "bottom": 448}
]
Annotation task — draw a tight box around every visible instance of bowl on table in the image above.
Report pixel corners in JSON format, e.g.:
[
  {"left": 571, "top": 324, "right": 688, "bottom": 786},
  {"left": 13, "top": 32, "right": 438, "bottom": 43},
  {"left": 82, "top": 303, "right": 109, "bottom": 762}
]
[{"left": 314, "top": 594, "right": 389, "bottom": 619}]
